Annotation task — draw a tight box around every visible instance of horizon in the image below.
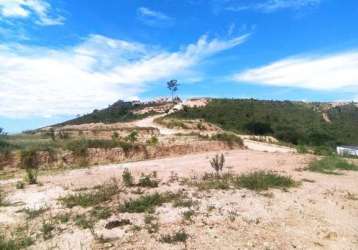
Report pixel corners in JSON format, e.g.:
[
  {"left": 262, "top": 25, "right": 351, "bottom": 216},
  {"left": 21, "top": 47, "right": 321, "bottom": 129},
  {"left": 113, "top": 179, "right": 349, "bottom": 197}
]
[{"left": 1, "top": 0, "right": 358, "bottom": 133}]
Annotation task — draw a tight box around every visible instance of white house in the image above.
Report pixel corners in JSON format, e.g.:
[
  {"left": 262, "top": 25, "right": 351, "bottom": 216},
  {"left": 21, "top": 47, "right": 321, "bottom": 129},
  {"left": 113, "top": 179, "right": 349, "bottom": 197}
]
[{"left": 336, "top": 146, "right": 358, "bottom": 157}]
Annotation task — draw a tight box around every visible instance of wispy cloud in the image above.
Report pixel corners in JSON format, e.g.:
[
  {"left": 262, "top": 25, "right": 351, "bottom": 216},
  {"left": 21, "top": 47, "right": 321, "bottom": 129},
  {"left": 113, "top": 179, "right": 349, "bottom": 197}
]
[
  {"left": 213, "top": 0, "right": 321, "bottom": 14},
  {"left": 234, "top": 51, "right": 358, "bottom": 91},
  {"left": 0, "top": 34, "right": 249, "bottom": 117},
  {"left": 0, "top": 0, "right": 64, "bottom": 26},
  {"left": 137, "top": 7, "right": 174, "bottom": 27}
]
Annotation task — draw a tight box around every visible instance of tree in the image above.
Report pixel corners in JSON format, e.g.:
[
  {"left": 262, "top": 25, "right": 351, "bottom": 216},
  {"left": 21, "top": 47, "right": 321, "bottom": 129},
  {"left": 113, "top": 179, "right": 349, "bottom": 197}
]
[{"left": 167, "top": 80, "right": 179, "bottom": 102}]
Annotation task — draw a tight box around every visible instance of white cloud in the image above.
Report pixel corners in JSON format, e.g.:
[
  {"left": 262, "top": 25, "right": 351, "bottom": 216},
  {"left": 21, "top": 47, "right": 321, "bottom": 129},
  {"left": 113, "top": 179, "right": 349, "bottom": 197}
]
[
  {"left": 218, "top": 0, "right": 321, "bottom": 13},
  {"left": 137, "top": 7, "right": 174, "bottom": 27},
  {"left": 0, "top": 34, "right": 248, "bottom": 117},
  {"left": 0, "top": 0, "right": 64, "bottom": 26},
  {"left": 234, "top": 51, "right": 358, "bottom": 90}
]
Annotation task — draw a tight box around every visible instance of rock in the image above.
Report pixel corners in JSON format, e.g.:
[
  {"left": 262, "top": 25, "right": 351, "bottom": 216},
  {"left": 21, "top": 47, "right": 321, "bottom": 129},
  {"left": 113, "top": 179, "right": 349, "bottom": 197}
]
[
  {"left": 325, "top": 232, "right": 338, "bottom": 240},
  {"left": 105, "top": 219, "right": 131, "bottom": 229}
]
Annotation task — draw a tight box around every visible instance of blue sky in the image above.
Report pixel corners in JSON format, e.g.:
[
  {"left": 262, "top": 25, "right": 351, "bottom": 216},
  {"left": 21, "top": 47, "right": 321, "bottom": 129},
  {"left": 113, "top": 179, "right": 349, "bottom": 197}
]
[{"left": 0, "top": 0, "right": 358, "bottom": 133}]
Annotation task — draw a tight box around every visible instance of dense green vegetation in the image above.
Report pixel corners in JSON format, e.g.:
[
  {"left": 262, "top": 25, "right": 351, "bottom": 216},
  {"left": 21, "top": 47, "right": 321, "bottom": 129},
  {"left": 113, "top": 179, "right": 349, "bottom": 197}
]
[
  {"left": 59, "top": 100, "right": 159, "bottom": 125},
  {"left": 169, "top": 99, "right": 358, "bottom": 148}
]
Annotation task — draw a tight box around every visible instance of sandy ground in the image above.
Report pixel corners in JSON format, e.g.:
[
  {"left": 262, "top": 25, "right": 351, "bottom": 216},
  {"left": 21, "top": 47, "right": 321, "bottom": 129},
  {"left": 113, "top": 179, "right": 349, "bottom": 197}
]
[{"left": 1, "top": 149, "right": 357, "bottom": 250}]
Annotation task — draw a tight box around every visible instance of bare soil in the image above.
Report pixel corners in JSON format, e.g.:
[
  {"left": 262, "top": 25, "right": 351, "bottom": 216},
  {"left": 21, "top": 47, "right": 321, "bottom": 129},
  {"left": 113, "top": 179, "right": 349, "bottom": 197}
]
[{"left": 1, "top": 149, "right": 357, "bottom": 250}]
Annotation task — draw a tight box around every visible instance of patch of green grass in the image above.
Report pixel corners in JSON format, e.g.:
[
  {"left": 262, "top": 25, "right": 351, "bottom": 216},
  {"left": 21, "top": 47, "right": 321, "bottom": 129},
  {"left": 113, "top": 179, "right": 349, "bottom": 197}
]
[
  {"left": 119, "top": 192, "right": 180, "bottom": 213},
  {"left": 53, "top": 213, "right": 71, "bottom": 224},
  {"left": 237, "top": 171, "right": 297, "bottom": 191},
  {"left": 74, "top": 214, "right": 94, "bottom": 229},
  {"left": 60, "top": 182, "right": 118, "bottom": 208},
  {"left": 160, "top": 230, "right": 189, "bottom": 244},
  {"left": 90, "top": 206, "right": 112, "bottom": 220},
  {"left": 307, "top": 156, "right": 358, "bottom": 175},
  {"left": 186, "top": 171, "right": 297, "bottom": 192},
  {"left": 119, "top": 193, "right": 164, "bottom": 213}
]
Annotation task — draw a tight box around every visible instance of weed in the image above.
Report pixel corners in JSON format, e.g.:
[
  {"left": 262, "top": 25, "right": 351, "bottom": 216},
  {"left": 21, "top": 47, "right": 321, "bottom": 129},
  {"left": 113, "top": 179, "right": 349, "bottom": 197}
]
[
  {"left": 41, "top": 220, "right": 55, "bottom": 240},
  {"left": 160, "top": 230, "right": 189, "bottom": 244},
  {"left": 74, "top": 214, "right": 94, "bottom": 229},
  {"left": 16, "top": 181, "right": 25, "bottom": 189},
  {"left": 119, "top": 192, "right": 180, "bottom": 213},
  {"left": 237, "top": 171, "right": 297, "bottom": 191},
  {"left": 146, "top": 136, "right": 159, "bottom": 146},
  {"left": 25, "top": 168, "right": 38, "bottom": 184},
  {"left": 90, "top": 206, "right": 112, "bottom": 220},
  {"left": 54, "top": 213, "right": 71, "bottom": 224},
  {"left": 210, "top": 154, "right": 225, "bottom": 175},
  {"left": 182, "top": 210, "right": 195, "bottom": 221},
  {"left": 144, "top": 214, "right": 159, "bottom": 234},
  {"left": 138, "top": 173, "right": 159, "bottom": 188},
  {"left": 60, "top": 182, "right": 118, "bottom": 208},
  {"left": 122, "top": 168, "right": 134, "bottom": 187},
  {"left": 307, "top": 156, "right": 358, "bottom": 175}
]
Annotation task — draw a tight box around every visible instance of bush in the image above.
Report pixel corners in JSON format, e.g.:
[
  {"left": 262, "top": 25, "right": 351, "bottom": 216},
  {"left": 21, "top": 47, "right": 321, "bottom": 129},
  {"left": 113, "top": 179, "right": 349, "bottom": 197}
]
[
  {"left": 146, "top": 136, "right": 159, "bottom": 146},
  {"left": 122, "top": 168, "right": 134, "bottom": 187},
  {"left": 138, "top": 173, "right": 159, "bottom": 188},
  {"left": 307, "top": 156, "right": 358, "bottom": 175},
  {"left": 66, "top": 139, "right": 88, "bottom": 157},
  {"left": 211, "top": 133, "right": 243, "bottom": 148},
  {"left": 210, "top": 154, "right": 225, "bottom": 175},
  {"left": 237, "top": 171, "right": 297, "bottom": 191},
  {"left": 25, "top": 168, "right": 38, "bottom": 184}
]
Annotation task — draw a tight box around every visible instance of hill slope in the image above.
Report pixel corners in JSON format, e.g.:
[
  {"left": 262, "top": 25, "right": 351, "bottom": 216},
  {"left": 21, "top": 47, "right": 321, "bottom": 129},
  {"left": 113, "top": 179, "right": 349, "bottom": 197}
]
[{"left": 167, "top": 99, "right": 358, "bottom": 147}]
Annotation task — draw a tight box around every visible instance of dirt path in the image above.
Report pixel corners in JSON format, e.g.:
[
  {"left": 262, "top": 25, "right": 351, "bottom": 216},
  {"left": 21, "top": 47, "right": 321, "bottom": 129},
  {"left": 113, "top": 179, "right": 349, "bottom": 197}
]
[{"left": 132, "top": 114, "right": 180, "bottom": 135}]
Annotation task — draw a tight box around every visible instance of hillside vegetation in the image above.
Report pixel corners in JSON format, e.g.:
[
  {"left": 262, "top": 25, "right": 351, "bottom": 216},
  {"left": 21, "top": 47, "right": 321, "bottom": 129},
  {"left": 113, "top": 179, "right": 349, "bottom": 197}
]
[
  {"left": 58, "top": 100, "right": 157, "bottom": 125},
  {"left": 168, "top": 99, "right": 358, "bottom": 148}
]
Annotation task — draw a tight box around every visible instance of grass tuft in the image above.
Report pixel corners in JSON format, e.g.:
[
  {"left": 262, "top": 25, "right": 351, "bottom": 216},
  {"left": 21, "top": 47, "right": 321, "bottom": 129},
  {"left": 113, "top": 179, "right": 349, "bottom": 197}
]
[
  {"left": 237, "top": 171, "right": 297, "bottom": 191},
  {"left": 307, "top": 156, "right": 358, "bottom": 175}
]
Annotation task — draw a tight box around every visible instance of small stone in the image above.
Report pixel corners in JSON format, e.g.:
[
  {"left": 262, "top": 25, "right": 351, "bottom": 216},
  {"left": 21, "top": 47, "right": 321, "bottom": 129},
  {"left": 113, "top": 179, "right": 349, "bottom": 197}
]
[{"left": 325, "top": 232, "right": 338, "bottom": 240}]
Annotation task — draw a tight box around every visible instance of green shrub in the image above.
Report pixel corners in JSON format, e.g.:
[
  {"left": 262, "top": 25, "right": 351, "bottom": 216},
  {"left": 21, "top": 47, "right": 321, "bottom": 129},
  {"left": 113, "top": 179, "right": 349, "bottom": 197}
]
[
  {"left": 122, "top": 168, "right": 134, "bottom": 187},
  {"left": 211, "top": 133, "right": 243, "bottom": 148},
  {"left": 25, "top": 168, "right": 38, "bottom": 185},
  {"left": 126, "top": 130, "right": 138, "bottom": 143},
  {"left": 16, "top": 181, "right": 25, "bottom": 189},
  {"left": 146, "top": 136, "right": 159, "bottom": 146},
  {"left": 41, "top": 220, "right": 55, "bottom": 240},
  {"left": 119, "top": 193, "right": 163, "bottom": 213},
  {"left": 237, "top": 171, "right": 297, "bottom": 191},
  {"left": 296, "top": 144, "right": 308, "bottom": 154},
  {"left": 66, "top": 139, "right": 88, "bottom": 157},
  {"left": 307, "top": 156, "right": 358, "bottom": 174},
  {"left": 160, "top": 231, "right": 189, "bottom": 244},
  {"left": 119, "top": 192, "right": 178, "bottom": 213},
  {"left": 210, "top": 154, "right": 225, "bottom": 175},
  {"left": 138, "top": 173, "right": 159, "bottom": 188}
]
